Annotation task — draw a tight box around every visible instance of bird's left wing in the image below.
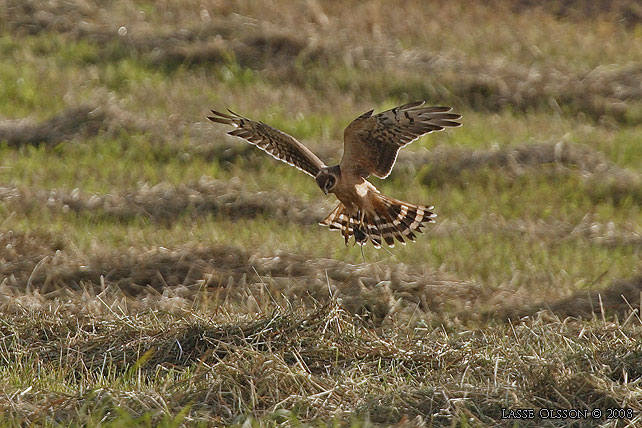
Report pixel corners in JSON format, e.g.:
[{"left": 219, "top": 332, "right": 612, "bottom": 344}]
[
  {"left": 209, "top": 109, "right": 326, "bottom": 177},
  {"left": 340, "top": 101, "right": 461, "bottom": 179}
]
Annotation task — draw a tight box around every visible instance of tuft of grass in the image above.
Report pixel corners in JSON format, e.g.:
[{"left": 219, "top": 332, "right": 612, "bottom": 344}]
[{"left": 1, "top": 296, "right": 641, "bottom": 426}]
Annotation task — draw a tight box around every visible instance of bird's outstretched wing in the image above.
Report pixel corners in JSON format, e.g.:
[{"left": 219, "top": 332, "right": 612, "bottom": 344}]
[
  {"left": 340, "top": 101, "right": 461, "bottom": 179},
  {"left": 208, "top": 109, "right": 326, "bottom": 177}
]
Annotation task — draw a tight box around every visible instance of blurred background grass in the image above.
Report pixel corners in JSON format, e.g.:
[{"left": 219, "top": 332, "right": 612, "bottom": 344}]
[{"left": 2, "top": 0, "right": 641, "bottom": 298}]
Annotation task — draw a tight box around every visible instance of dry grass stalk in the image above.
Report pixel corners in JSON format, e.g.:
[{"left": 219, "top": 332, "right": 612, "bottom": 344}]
[{"left": 1, "top": 297, "right": 641, "bottom": 425}]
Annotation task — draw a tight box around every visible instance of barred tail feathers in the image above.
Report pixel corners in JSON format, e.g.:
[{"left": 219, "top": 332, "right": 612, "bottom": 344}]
[
  {"left": 318, "top": 202, "right": 355, "bottom": 245},
  {"left": 370, "top": 194, "right": 436, "bottom": 247},
  {"left": 319, "top": 195, "right": 436, "bottom": 248}
]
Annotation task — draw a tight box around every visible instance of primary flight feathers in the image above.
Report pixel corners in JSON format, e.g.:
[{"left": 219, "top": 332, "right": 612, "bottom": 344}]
[{"left": 208, "top": 109, "right": 325, "bottom": 177}]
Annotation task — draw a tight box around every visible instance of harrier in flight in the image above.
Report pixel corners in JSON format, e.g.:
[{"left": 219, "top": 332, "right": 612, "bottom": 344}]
[{"left": 208, "top": 101, "right": 461, "bottom": 248}]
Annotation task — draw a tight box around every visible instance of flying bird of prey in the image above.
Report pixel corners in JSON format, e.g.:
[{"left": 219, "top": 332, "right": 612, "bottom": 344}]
[{"left": 208, "top": 101, "right": 461, "bottom": 248}]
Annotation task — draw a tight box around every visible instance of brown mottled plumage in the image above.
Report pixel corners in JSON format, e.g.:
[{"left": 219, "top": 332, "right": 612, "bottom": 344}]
[{"left": 208, "top": 101, "right": 461, "bottom": 248}]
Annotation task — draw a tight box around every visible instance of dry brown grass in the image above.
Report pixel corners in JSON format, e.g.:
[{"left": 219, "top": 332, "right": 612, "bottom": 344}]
[
  {"left": 5, "top": 0, "right": 326, "bottom": 70},
  {"left": 0, "top": 230, "right": 487, "bottom": 327},
  {"left": 6, "top": 0, "right": 642, "bottom": 123},
  {"left": 419, "top": 141, "right": 636, "bottom": 184},
  {"left": 0, "top": 105, "right": 108, "bottom": 147},
  {"left": 1, "top": 103, "right": 636, "bottom": 188},
  {"left": 431, "top": 213, "right": 642, "bottom": 253},
  {"left": 1, "top": 294, "right": 641, "bottom": 426},
  {"left": 511, "top": 0, "right": 642, "bottom": 25},
  {"left": 3, "top": 226, "right": 642, "bottom": 334},
  {"left": 414, "top": 141, "right": 642, "bottom": 206},
  {"left": 0, "top": 177, "right": 327, "bottom": 225},
  {"left": 494, "top": 275, "right": 642, "bottom": 321},
  {"left": 2, "top": 1, "right": 642, "bottom": 425},
  {"left": 0, "top": 102, "right": 156, "bottom": 146},
  {"left": 187, "top": 137, "right": 642, "bottom": 195}
]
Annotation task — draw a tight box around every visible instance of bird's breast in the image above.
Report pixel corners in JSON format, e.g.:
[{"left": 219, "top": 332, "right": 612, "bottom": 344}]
[
  {"left": 355, "top": 181, "right": 369, "bottom": 197},
  {"left": 334, "top": 179, "right": 377, "bottom": 215}
]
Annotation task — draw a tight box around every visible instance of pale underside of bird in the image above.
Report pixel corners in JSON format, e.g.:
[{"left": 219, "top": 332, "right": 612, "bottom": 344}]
[{"left": 208, "top": 101, "right": 461, "bottom": 248}]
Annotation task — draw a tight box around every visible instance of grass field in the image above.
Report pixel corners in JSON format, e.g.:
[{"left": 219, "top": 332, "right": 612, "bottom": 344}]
[{"left": 1, "top": 0, "right": 642, "bottom": 426}]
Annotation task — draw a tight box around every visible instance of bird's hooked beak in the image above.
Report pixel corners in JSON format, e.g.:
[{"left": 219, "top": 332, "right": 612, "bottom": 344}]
[{"left": 316, "top": 173, "right": 328, "bottom": 195}]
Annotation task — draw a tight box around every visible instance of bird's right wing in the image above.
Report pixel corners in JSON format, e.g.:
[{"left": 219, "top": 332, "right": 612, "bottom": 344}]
[
  {"left": 208, "top": 109, "right": 326, "bottom": 178},
  {"left": 341, "top": 101, "right": 461, "bottom": 179}
]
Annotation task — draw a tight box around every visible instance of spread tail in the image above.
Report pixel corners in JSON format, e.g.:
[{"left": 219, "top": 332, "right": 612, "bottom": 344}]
[{"left": 319, "top": 194, "right": 436, "bottom": 248}]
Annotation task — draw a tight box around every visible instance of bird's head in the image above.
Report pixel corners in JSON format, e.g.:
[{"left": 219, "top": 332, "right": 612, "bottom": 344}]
[{"left": 315, "top": 166, "right": 340, "bottom": 195}]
